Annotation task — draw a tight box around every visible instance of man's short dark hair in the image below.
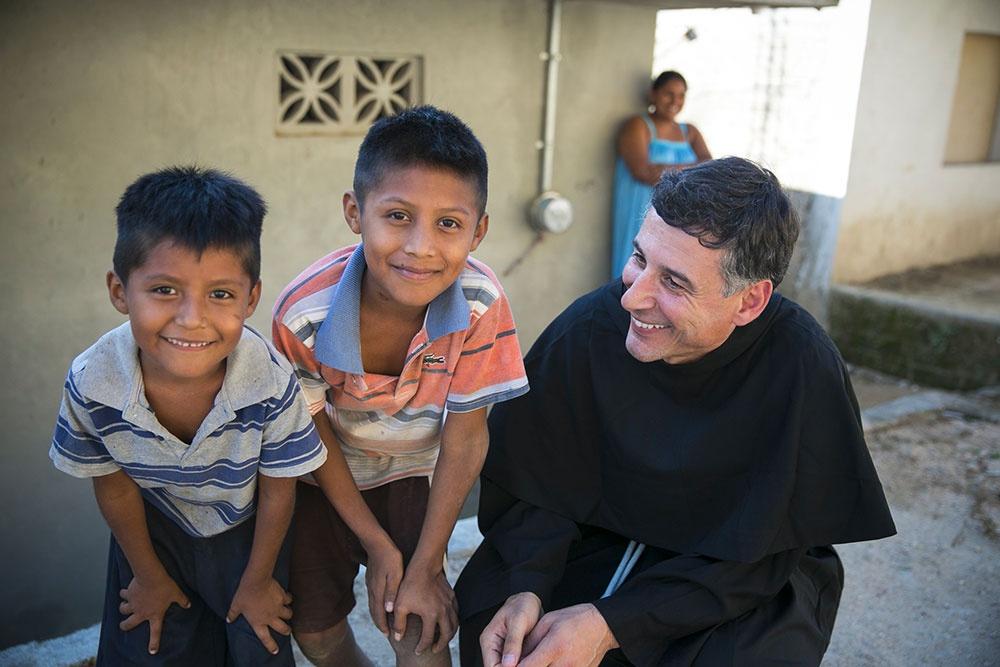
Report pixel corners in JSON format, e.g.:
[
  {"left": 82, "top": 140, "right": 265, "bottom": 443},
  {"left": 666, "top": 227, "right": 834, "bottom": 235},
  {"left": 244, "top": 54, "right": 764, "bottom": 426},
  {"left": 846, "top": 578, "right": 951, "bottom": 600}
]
[
  {"left": 113, "top": 166, "right": 266, "bottom": 284},
  {"left": 649, "top": 157, "right": 799, "bottom": 295},
  {"left": 353, "top": 105, "right": 488, "bottom": 215}
]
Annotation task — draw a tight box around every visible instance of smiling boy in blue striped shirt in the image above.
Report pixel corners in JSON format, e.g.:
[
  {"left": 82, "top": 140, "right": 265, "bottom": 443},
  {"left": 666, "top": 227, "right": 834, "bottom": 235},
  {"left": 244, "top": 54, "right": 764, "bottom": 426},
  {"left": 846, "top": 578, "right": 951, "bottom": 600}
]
[{"left": 49, "top": 166, "right": 327, "bottom": 666}]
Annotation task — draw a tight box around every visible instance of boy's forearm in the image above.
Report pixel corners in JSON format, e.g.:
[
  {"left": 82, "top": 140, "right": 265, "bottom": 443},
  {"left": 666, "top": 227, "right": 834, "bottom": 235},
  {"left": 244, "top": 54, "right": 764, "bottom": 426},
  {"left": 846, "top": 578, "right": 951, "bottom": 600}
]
[
  {"left": 310, "top": 413, "right": 393, "bottom": 550},
  {"left": 240, "top": 474, "right": 296, "bottom": 583},
  {"left": 92, "top": 471, "right": 167, "bottom": 581},
  {"left": 409, "top": 412, "right": 489, "bottom": 574}
]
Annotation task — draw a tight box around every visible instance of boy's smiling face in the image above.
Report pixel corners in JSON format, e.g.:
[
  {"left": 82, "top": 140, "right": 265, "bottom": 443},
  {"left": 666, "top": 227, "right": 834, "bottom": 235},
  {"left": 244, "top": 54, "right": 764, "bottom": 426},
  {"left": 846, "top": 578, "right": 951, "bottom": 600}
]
[
  {"left": 107, "top": 241, "right": 261, "bottom": 387},
  {"left": 344, "top": 164, "right": 488, "bottom": 317}
]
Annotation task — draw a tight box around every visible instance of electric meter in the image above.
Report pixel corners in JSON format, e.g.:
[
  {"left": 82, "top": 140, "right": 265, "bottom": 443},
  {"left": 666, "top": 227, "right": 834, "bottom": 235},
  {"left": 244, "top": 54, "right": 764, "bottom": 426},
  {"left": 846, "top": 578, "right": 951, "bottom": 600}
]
[{"left": 529, "top": 191, "right": 573, "bottom": 234}]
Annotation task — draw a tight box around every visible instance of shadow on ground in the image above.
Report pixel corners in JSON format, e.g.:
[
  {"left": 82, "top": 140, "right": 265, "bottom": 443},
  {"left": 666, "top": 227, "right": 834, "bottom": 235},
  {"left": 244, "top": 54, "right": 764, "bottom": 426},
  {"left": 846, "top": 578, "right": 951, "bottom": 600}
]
[{"left": 825, "top": 390, "right": 1000, "bottom": 665}]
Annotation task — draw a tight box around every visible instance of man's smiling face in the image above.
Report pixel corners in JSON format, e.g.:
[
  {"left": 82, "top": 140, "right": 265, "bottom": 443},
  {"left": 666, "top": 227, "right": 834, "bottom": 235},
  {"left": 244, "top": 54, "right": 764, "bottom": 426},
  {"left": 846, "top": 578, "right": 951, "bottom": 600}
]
[{"left": 620, "top": 210, "right": 750, "bottom": 365}]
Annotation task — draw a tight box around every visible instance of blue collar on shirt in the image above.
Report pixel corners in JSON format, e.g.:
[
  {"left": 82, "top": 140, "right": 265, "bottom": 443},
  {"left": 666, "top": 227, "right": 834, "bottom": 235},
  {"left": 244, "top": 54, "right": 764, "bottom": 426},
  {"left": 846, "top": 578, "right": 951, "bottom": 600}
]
[{"left": 313, "top": 244, "right": 470, "bottom": 374}]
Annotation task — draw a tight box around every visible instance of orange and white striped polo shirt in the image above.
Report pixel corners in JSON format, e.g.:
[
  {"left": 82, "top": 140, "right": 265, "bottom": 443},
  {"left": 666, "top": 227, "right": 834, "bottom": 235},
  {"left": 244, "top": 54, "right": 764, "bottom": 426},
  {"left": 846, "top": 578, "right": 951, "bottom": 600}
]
[{"left": 272, "top": 244, "right": 528, "bottom": 489}]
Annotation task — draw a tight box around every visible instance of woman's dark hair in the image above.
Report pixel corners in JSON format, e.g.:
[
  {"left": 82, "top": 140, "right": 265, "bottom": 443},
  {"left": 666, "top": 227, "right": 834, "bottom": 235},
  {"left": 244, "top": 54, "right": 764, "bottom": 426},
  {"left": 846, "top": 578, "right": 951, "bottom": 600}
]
[{"left": 652, "top": 70, "right": 687, "bottom": 91}]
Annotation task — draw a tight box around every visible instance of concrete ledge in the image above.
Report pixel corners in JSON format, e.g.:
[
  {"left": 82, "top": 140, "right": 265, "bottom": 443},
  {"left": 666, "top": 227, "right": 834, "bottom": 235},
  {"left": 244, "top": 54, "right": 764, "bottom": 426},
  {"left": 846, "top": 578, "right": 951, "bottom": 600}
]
[
  {"left": 0, "top": 624, "right": 98, "bottom": 667},
  {"left": 830, "top": 284, "right": 1000, "bottom": 390},
  {"left": 861, "top": 386, "right": 1000, "bottom": 432}
]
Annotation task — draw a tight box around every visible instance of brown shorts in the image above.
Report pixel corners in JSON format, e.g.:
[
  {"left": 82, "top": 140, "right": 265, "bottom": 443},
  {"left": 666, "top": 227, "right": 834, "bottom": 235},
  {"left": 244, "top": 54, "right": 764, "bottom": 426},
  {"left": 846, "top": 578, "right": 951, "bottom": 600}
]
[{"left": 289, "top": 477, "right": 430, "bottom": 633}]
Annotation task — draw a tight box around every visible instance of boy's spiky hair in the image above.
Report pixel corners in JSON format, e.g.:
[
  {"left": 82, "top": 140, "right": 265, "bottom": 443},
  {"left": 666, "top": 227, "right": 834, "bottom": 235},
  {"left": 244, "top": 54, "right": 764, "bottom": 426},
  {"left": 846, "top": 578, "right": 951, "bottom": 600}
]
[
  {"left": 353, "top": 105, "right": 488, "bottom": 215},
  {"left": 113, "top": 166, "right": 266, "bottom": 284}
]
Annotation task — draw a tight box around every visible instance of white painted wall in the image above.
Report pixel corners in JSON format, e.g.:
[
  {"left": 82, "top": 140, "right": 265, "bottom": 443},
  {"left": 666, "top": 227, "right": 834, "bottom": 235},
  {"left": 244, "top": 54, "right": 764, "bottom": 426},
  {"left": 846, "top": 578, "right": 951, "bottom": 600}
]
[{"left": 834, "top": 0, "right": 1000, "bottom": 283}]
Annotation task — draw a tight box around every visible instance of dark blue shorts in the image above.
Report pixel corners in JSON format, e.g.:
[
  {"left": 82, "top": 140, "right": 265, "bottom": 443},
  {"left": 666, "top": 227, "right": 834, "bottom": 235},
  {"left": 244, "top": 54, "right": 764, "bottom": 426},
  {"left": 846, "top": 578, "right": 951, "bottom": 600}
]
[{"left": 96, "top": 499, "right": 293, "bottom": 666}]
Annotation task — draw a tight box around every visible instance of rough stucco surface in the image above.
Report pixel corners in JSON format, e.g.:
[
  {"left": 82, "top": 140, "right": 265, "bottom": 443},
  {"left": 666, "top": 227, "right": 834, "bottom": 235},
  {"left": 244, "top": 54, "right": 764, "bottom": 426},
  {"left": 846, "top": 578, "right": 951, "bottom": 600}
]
[
  {"left": 0, "top": 0, "right": 655, "bottom": 646},
  {"left": 834, "top": 0, "right": 1000, "bottom": 284}
]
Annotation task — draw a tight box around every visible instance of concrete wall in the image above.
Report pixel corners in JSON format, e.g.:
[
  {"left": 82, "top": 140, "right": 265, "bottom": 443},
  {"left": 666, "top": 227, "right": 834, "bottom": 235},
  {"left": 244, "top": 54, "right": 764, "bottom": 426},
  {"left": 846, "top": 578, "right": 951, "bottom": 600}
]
[
  {"left": 833, "top": 0, "right": 1000, "bottom": 284},
  {"left": 0, "top": 0, "right": 656, "bottom": 645}
]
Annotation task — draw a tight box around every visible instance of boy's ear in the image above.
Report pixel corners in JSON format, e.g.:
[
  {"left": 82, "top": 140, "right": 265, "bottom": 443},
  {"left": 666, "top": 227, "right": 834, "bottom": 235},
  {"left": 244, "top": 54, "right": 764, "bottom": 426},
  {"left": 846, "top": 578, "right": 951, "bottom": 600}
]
[
  {"left": 469, "top": 214, "right": 489, "bottom": 252},
  {"left": 107, "top": 271, "right": 129, "bottom": 315},
  {"left": 343, "top": 191, "right": 362, "bottom": 235},
  {"left": 732, "top": 279, "right": 773, "bottom": 327},
  {"left": 245, "top": 280, "right": 262, "bottom": 318}
]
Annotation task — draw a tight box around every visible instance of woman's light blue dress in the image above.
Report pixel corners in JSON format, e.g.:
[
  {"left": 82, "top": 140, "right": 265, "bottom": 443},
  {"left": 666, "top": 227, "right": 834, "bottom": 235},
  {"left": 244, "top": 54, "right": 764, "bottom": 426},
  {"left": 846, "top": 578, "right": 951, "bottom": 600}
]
[{"left": 611, "top": 116, "right": 697, "bottom": 277}]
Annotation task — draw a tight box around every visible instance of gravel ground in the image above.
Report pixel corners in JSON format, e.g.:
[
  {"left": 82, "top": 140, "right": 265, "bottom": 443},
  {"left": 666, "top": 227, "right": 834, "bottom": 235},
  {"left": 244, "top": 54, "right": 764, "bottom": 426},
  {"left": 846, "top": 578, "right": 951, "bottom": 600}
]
[{"left": 825, "top": 406, "right": 1000, "bottom": 666}]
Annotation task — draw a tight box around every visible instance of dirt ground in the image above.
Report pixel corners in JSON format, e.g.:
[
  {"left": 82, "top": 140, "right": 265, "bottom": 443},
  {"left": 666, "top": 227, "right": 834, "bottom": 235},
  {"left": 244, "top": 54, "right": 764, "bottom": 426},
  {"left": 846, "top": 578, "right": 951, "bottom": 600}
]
[{"left": 825, "top": 405, "right": 1000, "bottom": 665}]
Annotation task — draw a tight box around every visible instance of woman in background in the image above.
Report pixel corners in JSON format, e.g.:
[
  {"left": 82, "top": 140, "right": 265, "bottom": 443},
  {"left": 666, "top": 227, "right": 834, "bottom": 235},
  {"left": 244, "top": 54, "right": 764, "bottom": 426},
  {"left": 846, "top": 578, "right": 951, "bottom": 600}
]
[{"left": 611, "top": 70, "right": 711, "bottom": 276}]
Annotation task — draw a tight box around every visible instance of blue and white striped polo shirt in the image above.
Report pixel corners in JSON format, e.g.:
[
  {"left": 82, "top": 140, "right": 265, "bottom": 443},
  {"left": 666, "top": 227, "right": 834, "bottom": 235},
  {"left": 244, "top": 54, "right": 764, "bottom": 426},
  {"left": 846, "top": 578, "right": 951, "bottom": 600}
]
[{"left": 50, "top": 323, "right": 326, "bottom": 537}]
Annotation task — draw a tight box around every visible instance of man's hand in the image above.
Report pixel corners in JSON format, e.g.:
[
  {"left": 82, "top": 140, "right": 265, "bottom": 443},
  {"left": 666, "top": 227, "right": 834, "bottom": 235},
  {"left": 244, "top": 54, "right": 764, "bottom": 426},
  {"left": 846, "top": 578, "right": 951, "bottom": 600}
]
[
  {"left": 390, "top": 567, "right": 459, "bottom": 655},
  {"left": 118, "top": 573, "right": 191, "bottom": 655},
  {"left": 363, "top": 536, "right": 404, "bottom": 636},
  {"left": 479, "top": 592, "right": 543, "bottom": 667},
  {"left": 225, "top": 575, "right": 293, "bottom": 655},
  {"left": 518, "top": 603, "right": 618, "bottom": 667}
]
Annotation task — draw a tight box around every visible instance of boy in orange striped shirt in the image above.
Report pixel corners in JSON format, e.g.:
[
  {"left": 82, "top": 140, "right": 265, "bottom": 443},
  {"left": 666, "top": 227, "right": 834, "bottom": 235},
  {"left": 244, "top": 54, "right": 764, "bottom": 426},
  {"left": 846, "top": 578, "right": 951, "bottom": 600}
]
[{"left": 272, "top": 106, "right": 528, "bottom": 667}]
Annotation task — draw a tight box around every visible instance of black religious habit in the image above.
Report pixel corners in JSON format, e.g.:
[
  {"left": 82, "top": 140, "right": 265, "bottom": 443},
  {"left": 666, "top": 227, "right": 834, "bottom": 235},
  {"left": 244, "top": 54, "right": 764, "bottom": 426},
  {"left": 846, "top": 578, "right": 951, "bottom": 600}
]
[{"left": 456, "top": 281, "right": 895, "bottom": 666}]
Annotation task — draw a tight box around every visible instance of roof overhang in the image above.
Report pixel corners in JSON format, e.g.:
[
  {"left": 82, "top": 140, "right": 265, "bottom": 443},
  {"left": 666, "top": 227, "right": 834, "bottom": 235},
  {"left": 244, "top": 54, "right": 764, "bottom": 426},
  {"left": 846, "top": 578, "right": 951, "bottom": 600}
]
[{"left": 567, "top": 0, "right": 838, "bottom": 8}]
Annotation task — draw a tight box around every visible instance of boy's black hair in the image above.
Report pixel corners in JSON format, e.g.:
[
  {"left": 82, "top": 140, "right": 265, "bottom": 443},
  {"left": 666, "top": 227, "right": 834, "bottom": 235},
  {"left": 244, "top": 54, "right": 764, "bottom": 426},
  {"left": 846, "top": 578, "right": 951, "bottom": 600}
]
[
  {"left": 652, "top": 70, "right": 687, "bottom": 91},
  {"left": 353, "top": 105, "right": 488, "bottom": 215},
  {"left": 113, "top": 166, "right": 266, "bottom": 284},
  {"left": 650, "top": 157, "right": 799, "bottom": 295}
]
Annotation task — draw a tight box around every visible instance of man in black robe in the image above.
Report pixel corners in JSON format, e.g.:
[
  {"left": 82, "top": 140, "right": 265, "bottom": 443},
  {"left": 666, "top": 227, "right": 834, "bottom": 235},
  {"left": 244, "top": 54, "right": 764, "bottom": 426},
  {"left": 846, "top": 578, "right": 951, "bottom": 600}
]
[{"left": 455, "top": 157, "right": 896, "bottom": 666}]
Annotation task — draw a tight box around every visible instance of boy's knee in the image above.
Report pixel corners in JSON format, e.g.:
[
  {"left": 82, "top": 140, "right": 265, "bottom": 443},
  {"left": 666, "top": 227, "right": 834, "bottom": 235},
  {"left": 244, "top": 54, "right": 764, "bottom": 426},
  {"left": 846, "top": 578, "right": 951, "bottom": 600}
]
[
  {"left": 226, "top": 635, "right": 291, "bottom": 665},
  {"left": 389, "top": 616, "right": 452, "bottom": 666},
  {"left": 225, "top": 614, "right": 292, "bottom": 664},
  {"left": 294, "top": 620, "right": 353, "bottom": 663}
]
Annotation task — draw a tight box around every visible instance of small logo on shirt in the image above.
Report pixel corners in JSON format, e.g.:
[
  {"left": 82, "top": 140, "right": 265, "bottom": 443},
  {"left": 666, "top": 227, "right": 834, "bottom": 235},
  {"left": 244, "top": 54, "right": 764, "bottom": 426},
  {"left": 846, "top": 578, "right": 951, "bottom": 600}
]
[{"left": 423, "top": 354, "right": 446, "bottom": 365}]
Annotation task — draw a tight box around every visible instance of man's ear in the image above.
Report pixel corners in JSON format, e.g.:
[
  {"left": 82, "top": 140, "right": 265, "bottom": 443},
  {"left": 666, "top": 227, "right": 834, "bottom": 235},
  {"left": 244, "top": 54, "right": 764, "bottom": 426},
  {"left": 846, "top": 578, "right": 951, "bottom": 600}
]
[
  {"left": 469, "top": 214, "right": 489, "bottom": 252},
  {"left": 107, "top": 271, "right": 129, "bottom": 315},
  {"left": 245, "top": 280, "right": 262, "bottom": 319},
  {"left": 343, "top": 191, "right": 362, "bottom": 235},
  {"left": 732, "top": 280, "right": 773, "bottom": 326}
]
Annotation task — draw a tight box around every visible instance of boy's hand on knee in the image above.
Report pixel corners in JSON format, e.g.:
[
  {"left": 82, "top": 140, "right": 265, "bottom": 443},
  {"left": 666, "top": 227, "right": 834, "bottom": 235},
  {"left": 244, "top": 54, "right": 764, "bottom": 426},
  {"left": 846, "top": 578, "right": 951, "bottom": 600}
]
[
  {"left": 226, "top": 575, "right": 294, "bottom": 655},
  {"left": 363, "top": 536, "right": 404, "bottom": 636},
  {"left": 391, "top": 568, "right": 458, "bottom": 655},
  {"left": 118, "top": 573, "right": 191, "bottom": 655}
]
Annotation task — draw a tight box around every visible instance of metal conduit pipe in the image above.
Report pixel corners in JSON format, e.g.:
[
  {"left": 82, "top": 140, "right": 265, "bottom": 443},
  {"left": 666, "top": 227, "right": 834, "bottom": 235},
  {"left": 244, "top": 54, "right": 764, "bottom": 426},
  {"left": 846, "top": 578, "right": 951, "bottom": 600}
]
[
  {"left": 529, "top": 0, "right": 574, "bottom": 235},
  {"left": 540, "top": 0, "right": 562, "bottom": 193}
]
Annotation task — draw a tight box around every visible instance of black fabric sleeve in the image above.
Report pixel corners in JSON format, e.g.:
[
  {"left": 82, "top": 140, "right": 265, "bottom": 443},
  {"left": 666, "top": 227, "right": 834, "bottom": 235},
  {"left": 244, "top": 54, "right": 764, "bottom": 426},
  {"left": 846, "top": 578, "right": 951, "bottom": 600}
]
[
  {"left": 458, "top": 498, "right": 582, "bottom": 614},
  {"left": 456, "top": 481, "right": 584, "bottom": 619},
  {"left": 487, "top": 501, "right": 582, "bottom": 609},
  {"left": 592, "top": 548, "right": 806, "bottom": 665}
]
